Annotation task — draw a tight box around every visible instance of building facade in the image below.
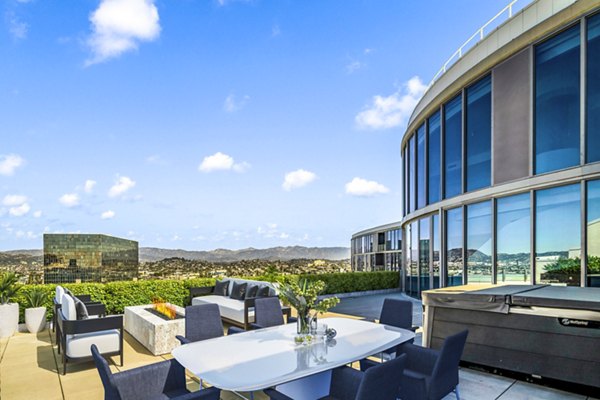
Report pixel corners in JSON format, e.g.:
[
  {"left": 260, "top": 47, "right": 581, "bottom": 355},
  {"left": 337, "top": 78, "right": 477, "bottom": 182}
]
[
  {"left": 351, "top": 222, "right": 402, "bottom": 272},
  {"left": 352, "top": 0, "right": 600, "bottom": 297},
  {"left": 43, "top": 234, "right": 139, "bottom": 284}
]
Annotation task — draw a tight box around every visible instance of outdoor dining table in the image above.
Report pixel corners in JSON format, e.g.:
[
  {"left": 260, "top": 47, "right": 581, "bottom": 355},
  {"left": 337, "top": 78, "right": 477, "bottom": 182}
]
[{"left": 171, "top": 317, "right": 415, "bottom": 400}]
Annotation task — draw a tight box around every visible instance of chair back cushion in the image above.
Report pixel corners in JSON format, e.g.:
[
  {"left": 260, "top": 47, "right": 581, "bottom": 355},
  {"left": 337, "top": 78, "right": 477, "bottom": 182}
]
[
  {"left": 61, "top": 294, "right": 77, "bottom": 321},
  {"left": 91, "top": 344, "right": 122, "bottom": 400},
  {"left": 55, "top": 286, "right": 65, "bottom": 303},
  {"left": 430, "top": 330, "right": 469, "bottom": 399},
  {"left": 185, "top": 303, "right": 224, "bottom": 342},
  {"left": 380, "top": 298, "right": 413, "bottom": 330},
  {"left": 356, "top": 354, "right": 406, "bottom": 400},
  {"left": 254, "top": 297, "right": 284, "bottom": 328}
]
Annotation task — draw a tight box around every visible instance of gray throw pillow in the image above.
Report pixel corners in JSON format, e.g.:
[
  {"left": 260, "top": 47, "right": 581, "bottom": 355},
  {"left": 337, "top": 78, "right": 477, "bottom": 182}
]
[
  {"left": 245, "top": 284, "right": 258, "bottom": 299},
  {"left": 70, "top": 295, "right": 89, "bottom": 320},
  {"left": 257, "top": 285, "right": 271, "bottom": 297},
  {"left": 214, "top": 280, "right": 230, "bottom": 296},
  {"left": 230, "top": 282, "right": 248, "bottom": 300}
]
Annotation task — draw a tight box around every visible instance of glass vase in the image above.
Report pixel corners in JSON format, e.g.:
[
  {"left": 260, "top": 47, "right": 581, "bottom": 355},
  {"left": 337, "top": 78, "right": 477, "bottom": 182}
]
[{"left": 297, "top": 313, "right": 311, "bottom": 335}]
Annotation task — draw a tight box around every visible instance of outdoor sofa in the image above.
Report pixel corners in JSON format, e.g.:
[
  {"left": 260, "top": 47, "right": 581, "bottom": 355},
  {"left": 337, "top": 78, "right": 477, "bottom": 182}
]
[{"left": 189, "top": 278, "right": 287, "bottom": 330}]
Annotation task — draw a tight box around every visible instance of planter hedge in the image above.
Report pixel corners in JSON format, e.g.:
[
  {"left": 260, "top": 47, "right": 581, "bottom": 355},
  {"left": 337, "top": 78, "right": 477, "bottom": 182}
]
[{"left": 14, "top": 271, "right": 398, "bottom": 322}]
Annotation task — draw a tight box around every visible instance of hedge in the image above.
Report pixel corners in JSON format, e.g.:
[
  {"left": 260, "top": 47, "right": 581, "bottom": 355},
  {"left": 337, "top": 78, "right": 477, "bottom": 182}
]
[{"left": 13, "top": 271, "right": 399, "bottom": 322}]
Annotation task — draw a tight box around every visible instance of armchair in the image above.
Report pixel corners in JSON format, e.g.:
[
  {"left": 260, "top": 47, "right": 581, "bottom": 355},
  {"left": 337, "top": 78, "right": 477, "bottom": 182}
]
[
  {"left": 53, "top": 285, "right": 105, "bottom": 346},
  {"left": 58, "top": 294, "right": 123, "bottom": 375},
  {"left": 92, "top": 344, "right": 220, "bottom": 400}
]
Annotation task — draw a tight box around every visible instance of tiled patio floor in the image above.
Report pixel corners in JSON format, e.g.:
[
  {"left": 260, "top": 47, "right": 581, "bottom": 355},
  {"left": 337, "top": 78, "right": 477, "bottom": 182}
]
[{"left": 0, "top": 310, "right": 596, "bottom": 399}]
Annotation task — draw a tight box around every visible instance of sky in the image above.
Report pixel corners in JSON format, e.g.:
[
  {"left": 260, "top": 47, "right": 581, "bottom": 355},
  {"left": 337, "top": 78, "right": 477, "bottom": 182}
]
[{"left": 0, "top": 0, "right": 529, "bottom": 251}]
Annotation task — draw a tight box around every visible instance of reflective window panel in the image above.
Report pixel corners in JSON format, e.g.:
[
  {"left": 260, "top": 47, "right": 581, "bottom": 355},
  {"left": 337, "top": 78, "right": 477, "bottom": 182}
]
[
  {"left": 409, "top": 135, "right": 416, "bottom": 213},
  {"left": 410, "top": 222, "right": 419, "bottom": 297},
  {"left": 588, "top": 14, "right": 600, "bottom": 163},
  {"left": 417, "top": 124, "right": 426, "bottom": 209},
  {"left": 405, "top": 224, "right": 412, "bottom": 293},
  {"left": 444, "top": 95, "right": 462, "bottom": 199},
  {"left": 587, "top": 180, "right": 600, "bottom": 287},
  {"left": 466, "top": 75, "right": 491, "bottom": 192},
  {"left": 446, "top": 207, "right": 464, "bottom": 286},
  {"left": 497, "top": 193, "right": 531, "bottom": 284},
  {"left": 535, "top": 24, "right": 580, "bottom": 174},
  {"left": 419, "top": 218, "right": 430, "bottom": 292},
  {"left": 428, "top": 111, "right": 441, "bottom": 204},
  {"left": 535, "top": 184, "right": 581, "bottom": 286},
  {"left": 467, "top": 201, "right": 493, "bottom": 284},
  {"left": 432, "top": 214, "right": 441, "bottom": 289}
]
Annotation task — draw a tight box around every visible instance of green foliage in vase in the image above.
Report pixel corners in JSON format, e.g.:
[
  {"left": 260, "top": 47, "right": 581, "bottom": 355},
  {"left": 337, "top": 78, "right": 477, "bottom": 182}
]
[{"left": 278, "top": 278, "right": 340, "bottom": 317}]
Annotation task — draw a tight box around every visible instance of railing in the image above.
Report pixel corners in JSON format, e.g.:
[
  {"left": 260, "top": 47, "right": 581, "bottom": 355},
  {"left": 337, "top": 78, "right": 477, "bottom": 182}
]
[{"left": 426, "top": 0, "right": 520, "bottom": 91}]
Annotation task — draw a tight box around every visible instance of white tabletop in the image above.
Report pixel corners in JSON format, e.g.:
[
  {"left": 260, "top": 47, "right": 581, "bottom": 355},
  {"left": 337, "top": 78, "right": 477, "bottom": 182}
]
[{"left": 171, "top": 317, "right": 415, "bottom": 392}]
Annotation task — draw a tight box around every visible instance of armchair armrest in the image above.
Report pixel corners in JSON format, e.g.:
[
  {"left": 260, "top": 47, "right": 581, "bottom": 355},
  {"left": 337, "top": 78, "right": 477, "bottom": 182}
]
[
  {"left": 400, "top": 343, "right": 439, "bottom": 375},
  {"left": 113, "top": 358, "right": 186, "bottom": 398},
  {"left": 188, "top": 286, "right": 215, "bottom": 304},
  {"left": 75, "top": 294, "right": 92, "bottom": 302},
  {"left": 400, "top": 369, "right": 428, "bottom": 400},
  {"left": 176, "top": 335, "right": 191, "bottom": 345},
  {"left": 85, "top": 303, "right": 107, "bottom": 317},
  {"left": 60, "top": 314, "right": 123, "bottom": 335},
  {"left": 263, "top": 388, "right": 295, "bottom": 400}
]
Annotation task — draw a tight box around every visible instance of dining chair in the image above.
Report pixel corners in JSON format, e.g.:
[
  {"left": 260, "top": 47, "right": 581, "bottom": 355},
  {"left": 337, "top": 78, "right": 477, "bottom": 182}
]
[
  {"left": 251, "top": 297, "right": 297, "bottom": 329},
  {"left": 92, "top": 344, "right": 220, "bottom": 400},
  {"left": 176, "top": 304, "right": 226, "bottom": 344},
  {"left": 264, "top": 353, "right": 407, "bottom": 400},
  {"left": 398, "top": 329, "right": 469, "bottom": 400}
]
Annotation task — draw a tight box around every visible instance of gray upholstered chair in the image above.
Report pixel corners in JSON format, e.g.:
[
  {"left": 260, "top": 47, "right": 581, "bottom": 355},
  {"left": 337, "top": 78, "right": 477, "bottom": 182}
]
[
  {"left": 397, "top": 330, "right": 469, "bottom": 400},
  {"left": 92, "top": 344, "right": 220, "bottom": 400},
  {"left": 251, "top": 297, "right": 297, "bottom": 329},
  {"left": 264, "top": 353, "right": 407, "bottom": 400},
  {"left": 176, "top": 303, "right": 241, "bottom": 345},
  {"left": 58, "top": 294, "right": 123, "bottom": 375}
]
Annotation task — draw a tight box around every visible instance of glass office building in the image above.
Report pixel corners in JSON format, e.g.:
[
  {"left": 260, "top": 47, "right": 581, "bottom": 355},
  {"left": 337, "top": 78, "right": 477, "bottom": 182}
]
[
  {"left": 352, "top": 1, "right": 600, "bottom": 297},
  {"left": 351, "top": 223, "right": 402, "bottom": 273},
  {"left": 43, "top": 234, "right": 139, "bottom": 284}
]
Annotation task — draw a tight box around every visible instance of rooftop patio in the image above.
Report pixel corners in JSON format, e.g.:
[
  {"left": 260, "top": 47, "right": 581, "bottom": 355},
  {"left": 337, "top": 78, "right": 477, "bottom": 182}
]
[{"left": 1, "top": 294, "right": 596, "bottom": 400}]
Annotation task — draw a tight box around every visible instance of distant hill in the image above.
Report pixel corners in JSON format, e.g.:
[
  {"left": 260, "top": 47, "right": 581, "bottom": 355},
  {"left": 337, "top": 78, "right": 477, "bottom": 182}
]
[
  {"left": 0, "top": 246, "right": 350, "bottom": 264},
  {"left": 138, "top": 246, "right": 350, "bottom": 262}
]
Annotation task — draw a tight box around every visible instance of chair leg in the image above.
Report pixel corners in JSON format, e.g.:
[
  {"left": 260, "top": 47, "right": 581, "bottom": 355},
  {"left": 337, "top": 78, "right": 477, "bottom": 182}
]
[{"left": 454, "top": 384, "right": 460, "bottom": 400}]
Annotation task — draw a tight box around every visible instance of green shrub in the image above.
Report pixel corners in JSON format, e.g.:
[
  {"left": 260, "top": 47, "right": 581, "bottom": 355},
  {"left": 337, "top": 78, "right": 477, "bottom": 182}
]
[{"left": 13, "top": 272, "right": 398, "bottom": 322}]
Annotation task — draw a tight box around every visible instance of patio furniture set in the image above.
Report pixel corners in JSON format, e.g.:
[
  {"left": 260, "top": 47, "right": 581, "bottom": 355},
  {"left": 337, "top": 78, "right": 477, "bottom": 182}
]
[{"left": 53, "top": 280, "right": 468, "bottom": 399}]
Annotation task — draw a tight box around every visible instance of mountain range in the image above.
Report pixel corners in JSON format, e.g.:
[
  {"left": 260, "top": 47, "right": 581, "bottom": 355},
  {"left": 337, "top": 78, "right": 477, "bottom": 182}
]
[{"left": 1, "top": 246, "right": 350, "bottom": 263}]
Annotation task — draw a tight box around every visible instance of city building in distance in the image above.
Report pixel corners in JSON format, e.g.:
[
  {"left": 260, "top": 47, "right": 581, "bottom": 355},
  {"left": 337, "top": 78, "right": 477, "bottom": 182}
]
[
  {"left": 352, "top": 0, "right": 600, "bottom": 297},
  {"left": 43, "top": 233, "right": 139, "bottom": 284},
  {"left": 351, "top": 222, "right": 402, "bottom": 272}
]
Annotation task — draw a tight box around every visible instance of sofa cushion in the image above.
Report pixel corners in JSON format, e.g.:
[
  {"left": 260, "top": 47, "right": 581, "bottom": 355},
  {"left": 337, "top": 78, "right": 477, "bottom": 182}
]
[
  {"left": 66, "top": 329, "right": 120, "bottom": 358},
  {"left": 245, "top": 284, "right": 258, "bottom": 299},
  {"left": 192, "top": 295, "right": 254, "bottom": 324},
  {"left": 230, "top": 282, "right": 247, "bottom": 300},
  {"left": 55, "top": 286, "right": 65, "bottom": 304},
  {"left": 214, "top": 280, "right": 230, "bottom": 296},
  {"left": 227, "top": 278, "right": 277, "bottom": 296}
]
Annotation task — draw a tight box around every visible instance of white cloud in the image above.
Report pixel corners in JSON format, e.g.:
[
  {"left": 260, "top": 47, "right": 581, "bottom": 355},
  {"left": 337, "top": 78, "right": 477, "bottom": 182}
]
[
  {"left": 2, "top": 194, "right": 27, "bottom": 207},
  {"left": 282, "top": 169, "right": 317, "bottom": 191},
  {"left": 101, "top": 210, "right": 115, "bottom": 219},
  {"left": 146, "top": 154, "right": 166, "bottom": 165},
  {"left": 355, "top": 76, "right": 426, "bottom": 130},
  {"left": 223, "top": 94, "right": 250, "bottom": 113},
  {"left": 0, "top": 154, "right": 25, "bottom": 176},
  {"left": 345, "top": 177, "right": 389, "bottom": 197},
  {"left": 7, "top": 13, "right": 28, "bottom": 40},
  {"left": 345, "top": 60, "right": 363, "bottom": 74},
  {"left": 198, "top": 152, "right": 250, "bottom": 173},
  {"left": 9, "top": 203, "right": 30, "bottom": 217},
  {"left": 59, "top": 193, "right": 80, "bottom": 207},
  {"left": 257, "top": 223, "right": 289, "bottom": 239},
  {"left": 33, "top": 210, "right": 42, "bottom": 218},
  {"left": 86, "top": 0, "right": 161, "bottom": 66},
  {"left": 108, "top": 176, "right": 136, "bottom": 197},
  {"left": 84, "top": 179, "right": 97, "bottom": 193}
]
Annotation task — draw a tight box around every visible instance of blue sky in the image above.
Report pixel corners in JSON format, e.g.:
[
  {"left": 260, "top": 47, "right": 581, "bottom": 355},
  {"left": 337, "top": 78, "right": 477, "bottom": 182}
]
[{"left": 0, "top": 0, "right": 527, "bottom": 251}]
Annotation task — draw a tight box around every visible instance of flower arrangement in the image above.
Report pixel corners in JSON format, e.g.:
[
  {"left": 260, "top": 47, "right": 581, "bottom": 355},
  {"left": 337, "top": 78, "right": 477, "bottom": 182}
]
[
  {"left": 152, "top": 297, "right": 178, "bottom": 320},
  {"left": 278, "top": 278, "right": 339, "bottom": 337}
]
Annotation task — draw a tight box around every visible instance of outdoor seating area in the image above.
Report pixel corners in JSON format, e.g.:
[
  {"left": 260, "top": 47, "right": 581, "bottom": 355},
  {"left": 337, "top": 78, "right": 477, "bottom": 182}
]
[{"left": 1, "top": 287, "right": 597, "bottom": 400}]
